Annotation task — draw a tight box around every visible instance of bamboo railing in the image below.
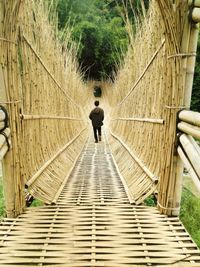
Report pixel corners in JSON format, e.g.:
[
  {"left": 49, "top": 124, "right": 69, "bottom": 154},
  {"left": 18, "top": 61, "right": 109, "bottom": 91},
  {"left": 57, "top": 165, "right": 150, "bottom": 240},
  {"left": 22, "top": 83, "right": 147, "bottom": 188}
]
[{"left": 177, "top": 109, "right": 200, "bottom": 191}]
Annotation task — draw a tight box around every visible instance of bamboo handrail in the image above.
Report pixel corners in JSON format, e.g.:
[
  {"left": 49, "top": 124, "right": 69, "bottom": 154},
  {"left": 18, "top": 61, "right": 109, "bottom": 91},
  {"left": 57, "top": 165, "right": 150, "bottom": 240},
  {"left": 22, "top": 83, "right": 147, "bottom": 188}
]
[
  {"left": 23, "top": 35, "right": 81, "bottom": 110},
  {"left": 167, "top": 53, "right": 196, "bottom": 59},
  {"left": 0, "top": 110, "right": 6, "bottom": 121},
  {"left": 178, "top": 121, "right": 200, "bottom": 139},
  {"left": 178, "top": 109, "right": 200, "bottom": 127},
  {"left": 114, "top": 117, "right": 164, "bottom": 124},
  {"left": 178, "top": 146, "right": 200, "bottom": 192},
  {"left": 118, "top": 39, "right": 165, "bottom": 106},
  {"left": 26, "top": 128, "right": 87, "bottom": 187},
  {"left": 179, "top": 134, "right": 200, "bottom": 178},
  {"left": 0, "top": 143, "right": 9, "bottom": 161},
  {"left": 110, "top": 131, "right": 158, "bottom": 182},
  {"left": 0, "top": 128, "right": 10, "bottom": 149},
  {"left": 21, "top": 114, "right": 83, "bottom": 121}
]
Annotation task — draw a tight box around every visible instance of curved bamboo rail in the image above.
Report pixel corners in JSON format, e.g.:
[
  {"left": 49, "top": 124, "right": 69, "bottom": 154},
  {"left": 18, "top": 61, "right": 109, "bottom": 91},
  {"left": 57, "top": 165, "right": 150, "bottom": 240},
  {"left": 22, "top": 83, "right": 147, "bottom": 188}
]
[{"left": 0, "top": 0, "right": 199, "bottom": 218}]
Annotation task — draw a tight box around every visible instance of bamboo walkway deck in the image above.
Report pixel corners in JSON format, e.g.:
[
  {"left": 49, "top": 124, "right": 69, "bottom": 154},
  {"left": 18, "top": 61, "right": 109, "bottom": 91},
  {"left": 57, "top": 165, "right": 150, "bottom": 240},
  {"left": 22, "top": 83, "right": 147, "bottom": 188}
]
[{"left": 0, "top": 134, "right": 200, "bottom": 266}]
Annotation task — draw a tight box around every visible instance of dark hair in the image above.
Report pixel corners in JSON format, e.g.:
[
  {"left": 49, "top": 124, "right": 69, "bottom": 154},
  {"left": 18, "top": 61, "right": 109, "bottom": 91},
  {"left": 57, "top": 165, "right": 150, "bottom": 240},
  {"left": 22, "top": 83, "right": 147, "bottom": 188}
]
[{"left": 94, "top": 100, "right": 99, "bottom": 106}]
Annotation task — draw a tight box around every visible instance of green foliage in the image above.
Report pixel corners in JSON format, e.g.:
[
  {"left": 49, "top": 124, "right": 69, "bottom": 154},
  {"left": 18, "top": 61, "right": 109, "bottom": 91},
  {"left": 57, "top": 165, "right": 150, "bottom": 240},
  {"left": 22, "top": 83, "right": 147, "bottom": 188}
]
[
  {"left": 30, "top": 199, "right": 44, "bottom": 207},
  {"left": 0, "top": 177, "right": 5, "bottom": 218},
  {"left": 144, "top": 194, "right": 157, "bottom": 207},
  {"left": 192, "top": 36, "right": 200, "bottom": 112},
  {"left": 180, "top": 188, "right": 200, "bottom": 248},
  {"left": 57, "top": 0, "right": 130, "bottom": 80}
]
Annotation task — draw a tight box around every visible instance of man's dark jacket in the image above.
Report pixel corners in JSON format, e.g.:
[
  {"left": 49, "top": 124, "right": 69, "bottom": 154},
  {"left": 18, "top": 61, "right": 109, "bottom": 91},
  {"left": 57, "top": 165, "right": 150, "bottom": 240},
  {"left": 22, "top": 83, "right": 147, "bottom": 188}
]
[{"left": 89, "top": 107, "right": 104, "bottom": 128}]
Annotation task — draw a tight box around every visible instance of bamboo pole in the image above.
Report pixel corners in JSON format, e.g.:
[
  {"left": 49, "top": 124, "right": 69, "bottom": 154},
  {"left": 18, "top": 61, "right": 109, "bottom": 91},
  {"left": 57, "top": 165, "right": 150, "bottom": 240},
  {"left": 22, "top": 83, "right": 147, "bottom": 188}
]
[
  {"left": 179, "top": 134, "right": 200, "bottom": 177},
  {"left": 0, "top": 121, "right": 5, "bottom": 130},
  {"left": 178, "top": 121, "right": 200, "bottom": 139},
  {"left": 21, "top": 114, "right": 83, "bottom": 121},
  {"left": 191, "top": 8, "right": 200, "bottom": 23},
  {"left": 0, "top": 110, "right": 6, "bottom": 121},
  {"left": 178, "top": 146, "right": 200, "bottom": 192},
  {"left": 184, "top": 23, "right": 199, "bottom": 107},
  {"left": 110, "top": 131, "right": 158, "bottom": 182},
  {"left": 118, "top": 39, "right": 165, "bottom": 106},
  {"left": 179, "top": 109, "right": 200, "bottom": 127},
  {"left": 0, "top": 128, "right": 10, "bottom": 149},
  {"left": 116, "top": 117, "right": 164, "bottom": 124},
  {"left": 188, "top": 0, "right": 200, "bottom": 7}
]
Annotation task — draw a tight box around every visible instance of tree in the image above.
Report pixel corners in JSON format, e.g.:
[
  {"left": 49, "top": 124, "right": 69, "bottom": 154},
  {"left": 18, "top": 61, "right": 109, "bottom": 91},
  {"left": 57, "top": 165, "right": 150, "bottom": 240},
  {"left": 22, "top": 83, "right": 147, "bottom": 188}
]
[
  {"left": 57, "top": 0, "right": 129, "bottom": 80},
  {"left": 191, "top": 37, "right": 200, "bottom": 112}
]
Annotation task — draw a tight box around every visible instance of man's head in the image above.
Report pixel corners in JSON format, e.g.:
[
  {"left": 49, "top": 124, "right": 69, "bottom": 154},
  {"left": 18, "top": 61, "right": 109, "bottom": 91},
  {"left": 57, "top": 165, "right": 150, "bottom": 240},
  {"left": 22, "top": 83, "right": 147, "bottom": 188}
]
[{"left": 94, "top": 100, "right": 99, "bottom": 106}]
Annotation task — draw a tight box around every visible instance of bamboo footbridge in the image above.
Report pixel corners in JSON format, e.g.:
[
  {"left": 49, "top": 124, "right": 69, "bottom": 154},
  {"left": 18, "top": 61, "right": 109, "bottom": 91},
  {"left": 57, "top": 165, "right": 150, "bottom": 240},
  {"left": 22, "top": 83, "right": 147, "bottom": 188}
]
[{"left": 1, "top": 0, "right": 200, "bottom": 266}]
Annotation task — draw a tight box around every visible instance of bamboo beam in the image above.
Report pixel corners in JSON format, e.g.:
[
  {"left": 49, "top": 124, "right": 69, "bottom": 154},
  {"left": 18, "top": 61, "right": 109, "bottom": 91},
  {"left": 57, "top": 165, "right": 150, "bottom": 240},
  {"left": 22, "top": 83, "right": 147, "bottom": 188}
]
[
  {"left": 26, "top": 128, "right": 86, "bottom": 187},
  {"left": 184, "top": 23, "right": 199, "bottom": 107},
  {"left": 115, "top": 117, "right": 164, "bottom": 124},
  {"left": 179, "top": 134, "right": 200, "bottom": 178},
  {"left": 0, "top": 37, "right": 17, "bottom": 44},
  {"left": 179, "top": 109, "right": 200, "bottom": 127},
  {"left": 110, "top": 131, "right": 158, "bottom": 182},
  {"left": 21, "top": 114, "right": 83, "bottom": 121},
  {"left": 118, "top": 39, "right": 165, "bottom": 106},
  {"left": 178, "top": 121, "right": 200, "bottom": 139},
  {"left": 178, "top": 146, "right": 200, "bottom": 192},
  {"left": 188, "top": 0, "right": 200, "bottom": 7}
]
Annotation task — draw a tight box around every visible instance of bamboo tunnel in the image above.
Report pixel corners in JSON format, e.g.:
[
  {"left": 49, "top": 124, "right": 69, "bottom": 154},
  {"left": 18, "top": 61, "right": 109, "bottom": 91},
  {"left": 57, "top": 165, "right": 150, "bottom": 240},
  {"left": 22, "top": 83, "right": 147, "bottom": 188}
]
[{"left": 0, "top": 0, "right": 199, "bottom": 217}]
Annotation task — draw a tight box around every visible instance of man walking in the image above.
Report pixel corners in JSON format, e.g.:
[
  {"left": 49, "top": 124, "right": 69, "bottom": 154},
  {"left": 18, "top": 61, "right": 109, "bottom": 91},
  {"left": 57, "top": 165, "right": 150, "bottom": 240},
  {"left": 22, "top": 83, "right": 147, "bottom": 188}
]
[{"left": 89, "top": 100, "right": 104, "bottom": 143}]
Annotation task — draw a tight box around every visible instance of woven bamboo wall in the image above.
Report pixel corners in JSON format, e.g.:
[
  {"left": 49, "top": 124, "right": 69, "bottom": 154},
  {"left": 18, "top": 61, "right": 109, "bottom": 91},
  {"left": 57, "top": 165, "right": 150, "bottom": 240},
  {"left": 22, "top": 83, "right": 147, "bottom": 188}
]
[
  {"left": 0, "top": 1, "right": 89, "bottom": 216},
  {"left": 105, "top": 0, "right": 196, "bottom": 215}
]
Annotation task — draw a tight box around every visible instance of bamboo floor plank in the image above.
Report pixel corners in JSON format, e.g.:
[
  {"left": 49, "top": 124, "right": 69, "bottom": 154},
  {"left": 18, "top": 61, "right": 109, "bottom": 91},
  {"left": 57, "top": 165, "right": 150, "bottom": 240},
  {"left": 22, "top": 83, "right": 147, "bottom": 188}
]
[{"left": 0, "top": 133, "right": 199, "bottom": 266}]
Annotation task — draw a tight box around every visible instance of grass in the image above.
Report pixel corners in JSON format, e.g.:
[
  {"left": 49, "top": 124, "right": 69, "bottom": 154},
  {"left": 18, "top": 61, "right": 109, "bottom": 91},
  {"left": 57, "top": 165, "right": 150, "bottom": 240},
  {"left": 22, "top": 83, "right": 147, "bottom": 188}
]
[
  {"left": 180, "top": 188, "right": 200, "bottom": 248},
  {"left": 0, "top": 176, "right": 6, "bottom": 218},
  {"left": 30, "top": 199, "right": 44, "bottom": 207},
  {"left": 0, "top": 171, "right": 199, "bottom": 248}
]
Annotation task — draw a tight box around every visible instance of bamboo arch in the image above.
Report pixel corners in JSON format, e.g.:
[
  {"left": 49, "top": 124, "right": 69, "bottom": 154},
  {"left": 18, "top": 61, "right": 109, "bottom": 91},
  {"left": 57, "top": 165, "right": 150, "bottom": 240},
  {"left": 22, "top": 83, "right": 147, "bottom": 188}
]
[{"left": 0, "top": 0, "right": 199, "bottom": 217}]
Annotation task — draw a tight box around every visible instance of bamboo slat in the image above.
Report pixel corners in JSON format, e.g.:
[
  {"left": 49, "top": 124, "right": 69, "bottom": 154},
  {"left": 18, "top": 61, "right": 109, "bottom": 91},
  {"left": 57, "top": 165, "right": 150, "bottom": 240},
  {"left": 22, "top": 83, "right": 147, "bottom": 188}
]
[{"left": 0, "top": 137, "right": 198, "bottom": 267}]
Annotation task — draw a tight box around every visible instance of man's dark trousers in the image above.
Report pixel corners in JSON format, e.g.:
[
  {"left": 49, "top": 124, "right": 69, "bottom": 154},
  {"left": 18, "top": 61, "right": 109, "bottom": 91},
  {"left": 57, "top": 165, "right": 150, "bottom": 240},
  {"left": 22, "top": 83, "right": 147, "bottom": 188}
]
[{"left": 93, "top": 126, "right": 101, "bottom": 142}]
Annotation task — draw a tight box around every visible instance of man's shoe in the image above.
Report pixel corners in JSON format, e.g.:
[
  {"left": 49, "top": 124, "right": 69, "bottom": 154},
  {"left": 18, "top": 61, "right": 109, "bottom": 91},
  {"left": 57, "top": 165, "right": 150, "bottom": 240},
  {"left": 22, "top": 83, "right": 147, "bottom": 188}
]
[
  {"left": 95, "top": 140, "right": 98, "bottom": 143},
  {"left": 99, "top": 136, "right": 101, "bottom": 141}
]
